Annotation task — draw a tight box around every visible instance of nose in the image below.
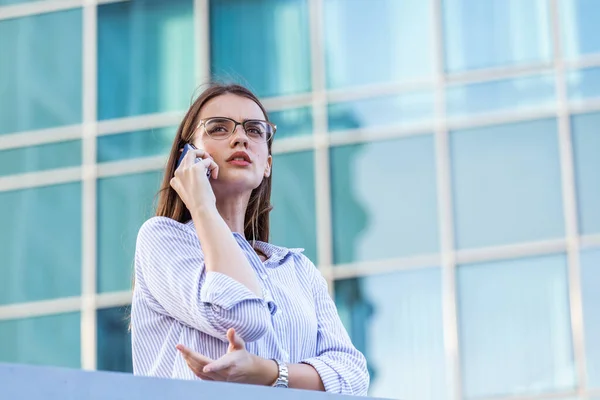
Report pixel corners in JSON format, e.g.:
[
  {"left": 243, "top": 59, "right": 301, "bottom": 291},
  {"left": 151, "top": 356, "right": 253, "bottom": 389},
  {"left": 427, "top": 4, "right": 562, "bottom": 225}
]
[{"left": 230, "top": 124, "right": 249, "bottom": 148}]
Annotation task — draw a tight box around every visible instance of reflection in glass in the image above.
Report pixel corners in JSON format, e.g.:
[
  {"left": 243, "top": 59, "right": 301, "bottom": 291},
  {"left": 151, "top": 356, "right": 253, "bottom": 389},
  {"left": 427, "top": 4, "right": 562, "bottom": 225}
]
[
  {"left": 458, "top": 254, "right": 575, "bottom": 398},
  {"left": 328, "top": 92, "right": 435, "bottom": 133},
  {"left": 568, "top": 67, "right": 600, "bottom": 101},
  {"left": 97, "top": 307, "right": 133, "bottom": 373},
  {"left": 97, "top": 171, "right": 162, "bottom": 293},
  {"left": 335, "top": 268, "right": 446, "bottom": 400},
  {"left": 450, "top": 119, "right": 564, "bottom": 249},
  {"left": 560, "top": 0, "right": 600, "bottom": 58},
  {"left": 446, "top": 74, "right": 555, "bottom": 117},
  {"left": 323, "top": 0, "right": 434, "bottom": 89},
  {"left": 0, "top": 183, "right": 81, "bottom": 305},
  {"left": 0, "top": 9, "right": 81, "bottom": 135},
  {"left": 268, "top": 107, "right": 313, "bottom": 140},
  {"left": 98, "top": 0, "right": 194, "bottom": 120},
  {"left": 97, "top": 127, "right": 176, "bottom": 163},
  {"left": 0, "top": 313, "right": 80, "bottom": 368},
  {"left": 210, "top": 0, "right": 311, "bottom": 97},
  {"left": 443, "top": 0, "right": 552, "bottom": 72},
  {"left": 0, "top": 140, "right": 81, "bottom": 177},
  {"left": 571, "top": 112, "right": 600, "bottom": 234},
  {"left": 270, "top": 151, "right": 317, "bottom": 263},
  {"left": 581, "top": 249, "right": 600, "bottom": 388},
  {"left": 330, "top": 136, "right": 439, "bottom": 264}
]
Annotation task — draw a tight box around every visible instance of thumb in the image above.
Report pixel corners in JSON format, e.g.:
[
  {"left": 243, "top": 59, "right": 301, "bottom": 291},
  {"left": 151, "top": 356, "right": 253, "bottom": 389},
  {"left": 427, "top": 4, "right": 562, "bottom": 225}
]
[{"left": 227, "top": 328, "right": 245, "bottom": 351}]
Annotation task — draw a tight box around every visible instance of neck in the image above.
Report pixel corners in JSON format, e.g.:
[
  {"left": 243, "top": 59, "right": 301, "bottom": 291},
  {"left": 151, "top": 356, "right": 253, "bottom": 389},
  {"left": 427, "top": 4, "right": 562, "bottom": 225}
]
[{"left": 215, "top": 192, "right": 251, "bottom": 236}]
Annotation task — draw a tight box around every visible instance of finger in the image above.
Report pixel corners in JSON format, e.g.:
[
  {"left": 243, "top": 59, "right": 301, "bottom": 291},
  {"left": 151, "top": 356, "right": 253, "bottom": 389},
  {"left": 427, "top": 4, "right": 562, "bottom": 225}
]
[
  {"left": 227, "top": 328, "right": 245, "bottom": 351},
  {"left": 176, "top": 345, "right": 214, "bottom": 364},
  {"left": 198, "top": 158, "right": 219, "bottom": 179}
]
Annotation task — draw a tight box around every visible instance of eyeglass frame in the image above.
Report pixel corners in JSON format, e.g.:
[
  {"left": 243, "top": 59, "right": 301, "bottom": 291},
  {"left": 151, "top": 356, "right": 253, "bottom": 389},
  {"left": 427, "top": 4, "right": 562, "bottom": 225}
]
[{"left": 195, "top": 116, "right": 277, "bottom": 143}]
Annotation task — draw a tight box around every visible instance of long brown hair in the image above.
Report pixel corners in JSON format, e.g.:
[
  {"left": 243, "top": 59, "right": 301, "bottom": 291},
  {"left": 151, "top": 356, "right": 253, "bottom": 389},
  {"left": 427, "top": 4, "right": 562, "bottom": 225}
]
[{"left": 156, "top": 83, "right": 274, "bottom": 243}]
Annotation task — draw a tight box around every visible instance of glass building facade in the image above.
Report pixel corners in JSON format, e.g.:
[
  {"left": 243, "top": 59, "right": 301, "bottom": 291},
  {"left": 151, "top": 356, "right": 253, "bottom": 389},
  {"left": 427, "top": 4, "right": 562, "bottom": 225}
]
[{"left": 0, "top": 0, "right": 599, "bottom": 399}]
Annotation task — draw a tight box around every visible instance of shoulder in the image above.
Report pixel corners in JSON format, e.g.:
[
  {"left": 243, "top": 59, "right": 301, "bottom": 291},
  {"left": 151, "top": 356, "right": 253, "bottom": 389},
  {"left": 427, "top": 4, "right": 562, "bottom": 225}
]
[{"left": 137, "top": 216, "right": 195, "bottom": 243}]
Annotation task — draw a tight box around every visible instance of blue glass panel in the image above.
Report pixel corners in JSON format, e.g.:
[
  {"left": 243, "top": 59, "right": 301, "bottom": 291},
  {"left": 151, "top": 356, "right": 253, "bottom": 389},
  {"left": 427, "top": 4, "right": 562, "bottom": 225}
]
[
  {"left": 560, "top": 0, "right": 600, "bottom": 58},
  {"left": 97, "top": 171, "right": 162, "bottom": 293},
  {"left": 458, "top": 254, "right": 575, "bottom": 398},
  {"left": 581, "top": 249, "right": 600, "bottom": 388},
  {"left": 0, "top": 313, "right": 80, "bottom": 368},
  {"left": 0, "top": 10, "right": 82, "bottom": 135},
  {"left": 443, "top": 0, "right": 552, "bottom": 72},
  {"left": 269, "top": 107, "right": 313, "bottom": 140},
  {"left": 323, "top": 0, "right": 434, "bottom": 89},
  {"left": 335, "top": 268, "right": 446, "bottom": 400},
  {"left": 0, "top": 183, "right": 82, "bottom": 305},
  {"left": 210, "top": 0, "right": 311, "bottom": 97},
  {"left": 98, "top": 0, "right": 194, "bottom": 120},
  {"left": 0, "top": 140, "right": 81, "bottom": 177},
  {"left": 571, "top": 113, "right": 600, "bottom": 234},
  {"left": 446, "top": 74, "right": 556, "bottom": 117},
  {"left": 328, "top": 92, "right": 435, "bottom": 133},
  {"left": 330, "top": 135, "right": 439, "bottom": 264},
  {"left": 451, "top": 119, "right": 564, "bottom": 249},
  {"left": 567, "top": 67, "right": 600, "bottom": 101},
  {"left": 97, "top": 307, "right": 133, "bottom": 373},
  {"left": 97, "top": 127, "right": 176, "bottom": 163},
  {"left": 270, "top": 151, "right": 317, "bottom": 263}
]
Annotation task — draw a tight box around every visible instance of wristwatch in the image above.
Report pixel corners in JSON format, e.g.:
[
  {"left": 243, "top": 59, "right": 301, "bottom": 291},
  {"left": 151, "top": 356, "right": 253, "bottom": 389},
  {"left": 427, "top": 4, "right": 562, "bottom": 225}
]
[{"left": 271, "top": 359, "right": 289, "bottom": 388}]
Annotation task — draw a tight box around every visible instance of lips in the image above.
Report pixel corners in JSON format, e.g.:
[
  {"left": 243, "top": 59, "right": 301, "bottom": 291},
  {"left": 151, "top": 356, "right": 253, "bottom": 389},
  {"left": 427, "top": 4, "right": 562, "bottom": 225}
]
[{"left": 226, "top": 151, "right": 252, "bottom": 163}]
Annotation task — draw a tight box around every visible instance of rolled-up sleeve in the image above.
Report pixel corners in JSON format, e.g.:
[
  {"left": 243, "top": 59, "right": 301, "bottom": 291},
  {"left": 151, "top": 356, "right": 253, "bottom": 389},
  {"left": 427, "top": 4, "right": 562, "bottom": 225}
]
[
  {"left": 301, "top": 265, "right": 370, "bottom": 396},
  {"left": 135, "top": 217, "right": 271, "bottom": 342}
]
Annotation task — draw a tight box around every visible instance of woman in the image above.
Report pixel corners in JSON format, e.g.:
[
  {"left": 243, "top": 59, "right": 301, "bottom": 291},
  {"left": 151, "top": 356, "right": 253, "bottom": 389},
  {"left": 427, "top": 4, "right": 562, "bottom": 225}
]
[{"left": 131, "top": 83, "right": 369, "bottom": 395}]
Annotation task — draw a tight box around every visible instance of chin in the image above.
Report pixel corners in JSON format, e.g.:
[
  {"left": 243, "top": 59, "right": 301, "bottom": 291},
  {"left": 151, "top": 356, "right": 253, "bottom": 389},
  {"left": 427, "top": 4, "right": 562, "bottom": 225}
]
[{"left": 214, "top": 170, "right": 263, "bottom": 192}]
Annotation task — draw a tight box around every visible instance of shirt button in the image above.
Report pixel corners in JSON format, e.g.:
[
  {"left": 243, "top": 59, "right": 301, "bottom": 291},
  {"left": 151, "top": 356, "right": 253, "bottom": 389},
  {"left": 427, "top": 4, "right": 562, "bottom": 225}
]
[{"left": 260, "top": 273, "right": 268, "bottom": 280}]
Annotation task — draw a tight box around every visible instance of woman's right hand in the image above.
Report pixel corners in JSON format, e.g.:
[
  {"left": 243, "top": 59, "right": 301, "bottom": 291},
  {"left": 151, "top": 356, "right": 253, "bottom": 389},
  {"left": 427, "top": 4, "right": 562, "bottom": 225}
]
[{"left": 170, "top": 148, "right": 219, "bottom": 213}]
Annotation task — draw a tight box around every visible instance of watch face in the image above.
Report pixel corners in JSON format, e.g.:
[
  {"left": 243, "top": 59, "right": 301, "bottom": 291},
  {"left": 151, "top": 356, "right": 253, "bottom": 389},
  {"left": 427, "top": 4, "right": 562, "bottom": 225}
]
[{"left": 275, "top": 383, "right": 288, "bottom": 388}]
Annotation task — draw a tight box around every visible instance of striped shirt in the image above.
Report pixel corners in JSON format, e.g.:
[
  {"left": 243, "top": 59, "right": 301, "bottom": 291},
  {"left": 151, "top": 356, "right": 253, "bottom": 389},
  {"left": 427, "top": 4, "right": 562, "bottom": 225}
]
[{"left": 131, "top": 216, "right": 369, "bottom": 396}]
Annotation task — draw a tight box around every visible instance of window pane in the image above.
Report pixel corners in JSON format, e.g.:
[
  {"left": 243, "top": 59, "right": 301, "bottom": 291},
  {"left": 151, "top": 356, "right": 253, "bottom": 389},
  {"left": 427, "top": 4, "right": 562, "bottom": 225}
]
[
  {"left": 443, "top": 0, "right": 552, "bottom": 72},
  {"left": 270, "top": 151, "right": 317, "bottom": 263},
  {"left": 568, "top": 67, "right": 600, "bottom": 102},
  {"left": 446, "top": 74, "right": 555, "bottom": 118},
  {"left": 97, "top": 127, "right": 176, "bottom": 163},
  {"left": 97, "top": 171, "right": 162, "bottom": 293},
  {"left": 98, "top": 0, "right": 194, "bottom": 120},
  {"left": 0, "top": 140, "right": 81, "bottom": 177},
  {"left": 451, "top": 119, "right": 564, "bottom": 249},
  {"left": 0, "top": 313, "right": 80, "bottom": 368},
  {"left": 0, "top": 183, "right": 82, "bottom": 305},
  {"left": 210, "top": 0, "right": 311, "bottom": 97},
  {"left": 335, "top": 268, "right": 446, "bottom": 400},
  {"left": 269, "top": 107, "right": 313, "bottom": 140},
  {"left": 323, "top": 0, "right": 433, "bottom": 89},
  {"left": 571, "top": 112, "right": 600, "bottom": 235},
  {"left": 0, "top": 10, "right": 81, "bottom": 135},
  {"left": 581, "top": 248, "right": 600, "bottom": 388},
  {"left": 328, "top": 92, "right": 434, "bottom": 133},
  {"left": 330, "top": 136, "right": 439, "bottom": 264},
  {"left": 97, "top": 307, "right": 133, "bottom": 373},
  {"left": 560, "top": 0, "right": 600, "bottom": 58},
  {"left": 458, "top": 254, "right": 575, "bottom": 399}
]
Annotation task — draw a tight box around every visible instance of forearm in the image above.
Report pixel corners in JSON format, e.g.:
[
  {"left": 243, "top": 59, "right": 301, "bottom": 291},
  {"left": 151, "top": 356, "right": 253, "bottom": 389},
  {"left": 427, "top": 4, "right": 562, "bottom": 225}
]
[
  {"left": 191, "top": 206, "right": 262, "bottom": 296},
  {"left": 255, "top": 358, "right": 325, "bottom": 391}
]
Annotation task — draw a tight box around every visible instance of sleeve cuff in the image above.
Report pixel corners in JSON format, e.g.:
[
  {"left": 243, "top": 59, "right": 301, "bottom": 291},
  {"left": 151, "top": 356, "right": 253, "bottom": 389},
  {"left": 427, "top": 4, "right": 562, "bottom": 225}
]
[
  {"left": 301, "top": 357, "right": 342, "bottom": 394},
  {"left": 200, "top": 272, "right": 263, "bottom": 310}
]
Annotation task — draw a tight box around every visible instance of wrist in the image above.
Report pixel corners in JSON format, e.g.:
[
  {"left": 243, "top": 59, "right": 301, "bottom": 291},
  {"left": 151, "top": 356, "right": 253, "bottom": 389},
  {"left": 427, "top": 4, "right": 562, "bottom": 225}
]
[
  {"left": 255, "top": 356, "right": 278, "bottom": 386},
  {"left": 191, "top": 204, "right": 218, "bottom": 220}
]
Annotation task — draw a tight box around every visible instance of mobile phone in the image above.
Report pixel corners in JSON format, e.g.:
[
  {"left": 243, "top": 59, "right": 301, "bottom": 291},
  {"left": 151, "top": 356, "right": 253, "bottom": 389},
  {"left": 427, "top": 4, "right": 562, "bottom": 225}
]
[{"left": 177, "top": 143, "right": 211, "bottom": 178}]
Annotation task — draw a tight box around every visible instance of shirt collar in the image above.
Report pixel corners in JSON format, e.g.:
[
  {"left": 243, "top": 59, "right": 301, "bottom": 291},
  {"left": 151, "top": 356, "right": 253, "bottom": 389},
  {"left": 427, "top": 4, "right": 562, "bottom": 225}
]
[{"left": 185, "top": 219, "right": 304, "bottom": 266}]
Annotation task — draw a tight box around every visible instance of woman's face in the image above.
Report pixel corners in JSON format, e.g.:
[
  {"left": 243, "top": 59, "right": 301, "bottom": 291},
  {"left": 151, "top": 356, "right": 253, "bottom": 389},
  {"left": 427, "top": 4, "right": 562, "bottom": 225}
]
[{"left": 192, "top": 93, "right": 272, "bottom": 193}]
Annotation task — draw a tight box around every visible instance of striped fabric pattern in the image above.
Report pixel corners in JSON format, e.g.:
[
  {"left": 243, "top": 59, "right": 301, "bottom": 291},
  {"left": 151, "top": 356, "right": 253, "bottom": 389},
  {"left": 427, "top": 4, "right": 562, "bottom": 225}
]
[{"left": 131, "top": 216, "right": 370, "bottom": 396}]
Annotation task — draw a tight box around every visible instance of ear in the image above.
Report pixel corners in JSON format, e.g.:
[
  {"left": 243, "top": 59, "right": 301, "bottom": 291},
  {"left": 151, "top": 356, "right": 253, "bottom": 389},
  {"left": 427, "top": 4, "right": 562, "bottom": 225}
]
[{"left": 264, "top": 155, "right": 272, "bottom": 178}]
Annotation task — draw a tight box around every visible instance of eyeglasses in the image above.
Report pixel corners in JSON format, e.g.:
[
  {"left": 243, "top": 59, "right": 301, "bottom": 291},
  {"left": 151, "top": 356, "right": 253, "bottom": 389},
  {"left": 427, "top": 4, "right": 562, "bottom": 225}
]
[{"left": 197, "top": 117, "right": 276, "bottom": 143}]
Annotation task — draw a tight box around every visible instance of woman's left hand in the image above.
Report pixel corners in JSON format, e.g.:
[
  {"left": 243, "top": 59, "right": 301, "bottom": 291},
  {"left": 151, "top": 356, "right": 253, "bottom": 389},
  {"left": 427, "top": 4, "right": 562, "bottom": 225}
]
[{"left": 176, "top": 328, "right": 278, "bottom": 385}]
